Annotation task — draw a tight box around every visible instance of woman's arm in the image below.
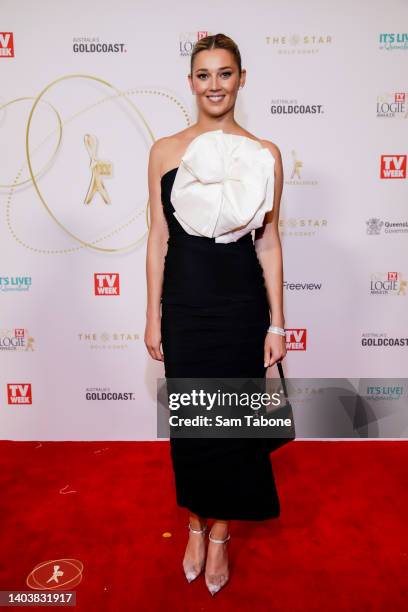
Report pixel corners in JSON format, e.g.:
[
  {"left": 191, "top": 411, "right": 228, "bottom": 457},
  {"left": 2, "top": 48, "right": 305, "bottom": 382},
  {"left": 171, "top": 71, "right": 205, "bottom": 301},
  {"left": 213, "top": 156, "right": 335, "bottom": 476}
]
[
  {"left": 254, "top": 141, "right": 286, "bottom": 366},
  {"left": 144, "top": 139, "right": 169, "bottom": 362}
]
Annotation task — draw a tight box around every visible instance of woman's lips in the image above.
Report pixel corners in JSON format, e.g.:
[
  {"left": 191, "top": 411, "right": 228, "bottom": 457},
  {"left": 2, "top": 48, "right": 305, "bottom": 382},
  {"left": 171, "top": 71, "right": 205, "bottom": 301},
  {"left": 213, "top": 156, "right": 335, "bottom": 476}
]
[{"left": 206, "top": 95, "right": 225, "bottom": 103}]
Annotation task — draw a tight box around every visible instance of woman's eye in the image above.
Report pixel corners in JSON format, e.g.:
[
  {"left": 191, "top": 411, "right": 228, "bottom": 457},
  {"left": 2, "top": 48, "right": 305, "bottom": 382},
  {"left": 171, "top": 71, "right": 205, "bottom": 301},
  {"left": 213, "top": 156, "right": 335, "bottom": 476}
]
[{"left": 197, "top": 72, "right": 232, "bottom": 80}]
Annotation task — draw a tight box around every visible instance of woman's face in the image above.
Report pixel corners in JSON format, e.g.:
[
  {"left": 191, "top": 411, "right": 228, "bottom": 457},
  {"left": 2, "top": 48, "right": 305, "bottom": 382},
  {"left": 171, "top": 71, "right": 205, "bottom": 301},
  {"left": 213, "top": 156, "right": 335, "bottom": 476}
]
[{"left": 189, "top": 48, "right": 245, "bottom": 116}]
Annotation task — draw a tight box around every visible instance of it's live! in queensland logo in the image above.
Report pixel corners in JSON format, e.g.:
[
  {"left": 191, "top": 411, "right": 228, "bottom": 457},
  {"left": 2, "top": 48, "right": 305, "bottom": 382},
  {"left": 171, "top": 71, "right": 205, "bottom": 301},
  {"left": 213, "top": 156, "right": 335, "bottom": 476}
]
[
  {"left": 380, "top": 155, "right": 407, "bottom": 178},
  {"left": 379, "top": 33, "right": 408, "bottom": 51},
  {"left": 0, "top": 32, "right": 14, "bottom": 57},
  {"left": 94, "top": 273, "right": 120, "bottom": 296},
  {"left": 7, "top": 383, "right": 32, "bottom": 404}
]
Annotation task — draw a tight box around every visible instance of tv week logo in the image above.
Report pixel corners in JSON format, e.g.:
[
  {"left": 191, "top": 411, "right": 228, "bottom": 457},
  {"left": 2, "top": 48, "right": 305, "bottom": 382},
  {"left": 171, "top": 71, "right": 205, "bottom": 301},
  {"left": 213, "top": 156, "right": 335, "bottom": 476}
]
[
  {"left": 0, "top": 32, "right": 14, "bottom": 57},
  {"left": 7, "top": 384, "right": 32, "bottom": 404},
  {"left": 94, "top": 273, "right": 120, "bottom": 295},
  {"left": 285, "top": 329, "right": 307, "bottom": 350},
  {"left": 380, "top": 155, "right": 407, "bottom": 179}
]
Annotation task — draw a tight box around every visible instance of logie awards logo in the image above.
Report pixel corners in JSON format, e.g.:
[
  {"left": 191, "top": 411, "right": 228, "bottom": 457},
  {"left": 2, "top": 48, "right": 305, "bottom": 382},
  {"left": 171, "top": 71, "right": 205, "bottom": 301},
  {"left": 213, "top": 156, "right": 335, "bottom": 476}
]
[
  {"left": 0, "top": 329, "right": 35, "bottom": 352},
  {"left": 370, "top": 272, "right": 407, "bottom": 296},
  {"left": 376, "top": 92, "right": 407, "bottom": 119},
  {"left": 284, "top": 150, "right": 318, "bottom": 186},
  {"left": 2, "top": 73, "right": 191, "bottom": 255}
]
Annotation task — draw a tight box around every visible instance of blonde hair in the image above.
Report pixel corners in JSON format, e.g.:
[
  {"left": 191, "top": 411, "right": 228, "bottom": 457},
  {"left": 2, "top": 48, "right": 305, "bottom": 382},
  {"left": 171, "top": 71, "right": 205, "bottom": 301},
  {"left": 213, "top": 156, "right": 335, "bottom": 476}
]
[{"left": 190, "top": 33, "right": 242, "bottom": 76}]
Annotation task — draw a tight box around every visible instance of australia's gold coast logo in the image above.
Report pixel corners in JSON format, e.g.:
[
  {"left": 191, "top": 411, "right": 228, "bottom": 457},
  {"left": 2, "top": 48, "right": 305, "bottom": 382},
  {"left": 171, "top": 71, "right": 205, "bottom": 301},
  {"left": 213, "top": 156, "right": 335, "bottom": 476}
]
[{"left": 84, "top": 134, "right": 113, "bottom": 205}]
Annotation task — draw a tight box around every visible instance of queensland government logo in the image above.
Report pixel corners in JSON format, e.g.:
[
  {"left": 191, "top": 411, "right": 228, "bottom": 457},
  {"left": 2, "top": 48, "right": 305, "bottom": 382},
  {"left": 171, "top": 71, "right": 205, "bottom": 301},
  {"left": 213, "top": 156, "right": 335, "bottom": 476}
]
[
  {"left": 366, "top": 218, "right": 408, "bottom": 234},
  {"left": 377, "top": 92, "right": 407, "bottom": 118},
  {"left": 370, "top": 272, "right": 407, "bottom": 296},
  {"left": 179, "top": 31, "right": 211, "bottom": 56},
  {"left": 72, "top": 37, "right": 127, "bottom": 53},
  {"left": 270, "top": 99, "right": 324, "bottom": 115},
  {"left": 379, "top": 33, "right": 408, "bottom": 51},
  {"left": 266, "top": 34, "right": 332, "bottom": 54}
]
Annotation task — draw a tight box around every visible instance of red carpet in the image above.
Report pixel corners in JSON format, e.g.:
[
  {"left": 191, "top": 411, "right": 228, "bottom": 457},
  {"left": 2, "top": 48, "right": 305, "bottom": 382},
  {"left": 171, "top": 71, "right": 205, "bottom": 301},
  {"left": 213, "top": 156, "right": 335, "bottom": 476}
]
[{"left": 0, "top": 440, "right": 406, "bottom": 611}]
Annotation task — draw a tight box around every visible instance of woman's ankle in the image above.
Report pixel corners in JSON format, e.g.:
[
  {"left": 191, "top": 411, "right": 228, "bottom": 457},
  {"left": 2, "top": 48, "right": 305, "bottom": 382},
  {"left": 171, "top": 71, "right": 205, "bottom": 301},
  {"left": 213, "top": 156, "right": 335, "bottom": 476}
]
[
  {"left": 209, "top": 520, "right": 229, "bottom": 540},
  {"left": 188, "top": 513, "right": 207, "bottom": 531}
]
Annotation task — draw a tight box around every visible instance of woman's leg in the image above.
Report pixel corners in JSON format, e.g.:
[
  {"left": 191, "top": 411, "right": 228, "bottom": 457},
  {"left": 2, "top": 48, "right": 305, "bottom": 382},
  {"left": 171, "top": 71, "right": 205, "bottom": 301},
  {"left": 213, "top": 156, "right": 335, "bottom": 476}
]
[
  {"left": 208, "top": 519, "right": 228, "bottom": 538},
  {"left": 182, "top": 512, "right": 208, "bottom": 582},
  {"left": 188, "top": 512, "right": 207, "bottom": 531},
  {"left": 205, "top": 519, "right": 230, "bottom": 594}
]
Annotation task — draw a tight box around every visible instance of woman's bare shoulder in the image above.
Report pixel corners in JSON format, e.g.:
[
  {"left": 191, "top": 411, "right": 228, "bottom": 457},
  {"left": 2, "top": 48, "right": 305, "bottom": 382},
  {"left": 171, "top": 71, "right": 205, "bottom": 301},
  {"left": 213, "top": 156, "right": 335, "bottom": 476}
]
[
  {"left": 149, "top": 127, "right": 197, "bottom": 174},
  {"left": 239, "top": 129, "right": 282, "bottom": 163},
  {"left": 258, "top": 138, "right": 282, "bottom": 163},
  {"left": 150, "top": 127, "right": 197, "bottom": 154}
]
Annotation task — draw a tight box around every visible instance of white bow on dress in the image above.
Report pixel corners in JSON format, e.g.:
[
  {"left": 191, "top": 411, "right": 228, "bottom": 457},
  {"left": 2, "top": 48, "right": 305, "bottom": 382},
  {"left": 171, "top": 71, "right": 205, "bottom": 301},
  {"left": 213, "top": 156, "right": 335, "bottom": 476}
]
[{"left": 170, "top": 129, "right": 275, "bottom": 244}]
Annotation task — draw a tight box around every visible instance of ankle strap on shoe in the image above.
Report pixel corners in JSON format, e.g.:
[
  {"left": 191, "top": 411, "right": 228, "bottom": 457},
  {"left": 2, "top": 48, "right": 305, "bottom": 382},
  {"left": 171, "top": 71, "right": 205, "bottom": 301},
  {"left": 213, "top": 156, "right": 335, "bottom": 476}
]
[
  {"left": 188, "top": 522, "right": 207, "bottom": 535},
  {"left": 208, "top": 531, "right": 230, "bottom": 544}
]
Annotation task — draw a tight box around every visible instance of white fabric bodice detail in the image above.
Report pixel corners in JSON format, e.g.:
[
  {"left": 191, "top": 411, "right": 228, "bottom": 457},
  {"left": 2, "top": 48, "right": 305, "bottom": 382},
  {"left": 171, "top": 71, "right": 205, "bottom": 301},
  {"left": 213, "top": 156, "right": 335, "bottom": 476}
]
[{"left": 170, "top": 129, "right": 275, "bottom": 243}]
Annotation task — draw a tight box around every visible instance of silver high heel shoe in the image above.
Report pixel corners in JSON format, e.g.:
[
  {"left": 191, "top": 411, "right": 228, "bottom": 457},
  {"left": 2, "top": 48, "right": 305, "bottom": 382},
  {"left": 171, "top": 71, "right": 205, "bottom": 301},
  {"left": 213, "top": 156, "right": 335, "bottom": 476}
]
[
  {"left": 205, "top": 529, "right": 231, "bottom": 596},
  {"left": 182, "top": 522, "right": 208, "bottom": 583}
]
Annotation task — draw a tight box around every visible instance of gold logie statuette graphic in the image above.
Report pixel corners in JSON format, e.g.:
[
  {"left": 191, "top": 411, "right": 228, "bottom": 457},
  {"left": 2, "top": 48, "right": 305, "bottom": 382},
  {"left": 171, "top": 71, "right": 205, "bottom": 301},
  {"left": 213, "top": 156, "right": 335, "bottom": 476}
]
[
  {"left": 290, "top": 150, "right": 303, "bottom": 179},
  {"left": 398, "top": 279, "right": 407, "bottom": 296},
  {"left": 83, "top": 134, "right": 113, "bottom": 205}
]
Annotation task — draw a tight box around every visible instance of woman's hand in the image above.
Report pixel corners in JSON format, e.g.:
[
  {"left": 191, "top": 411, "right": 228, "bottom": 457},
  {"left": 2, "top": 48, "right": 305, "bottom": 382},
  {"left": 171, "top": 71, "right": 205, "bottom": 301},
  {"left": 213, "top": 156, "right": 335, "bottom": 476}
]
[
  {"left": 144, "top": 314, "right": 164, "bottom": 362},
  {"left": 264, "top": 332, "right": 286, "bottom": 368}
]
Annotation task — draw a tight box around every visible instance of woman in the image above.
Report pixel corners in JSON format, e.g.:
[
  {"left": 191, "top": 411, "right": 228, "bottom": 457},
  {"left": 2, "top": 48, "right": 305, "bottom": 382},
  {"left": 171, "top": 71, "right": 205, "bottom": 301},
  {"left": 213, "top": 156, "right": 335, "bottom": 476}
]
[{"left": 145, "top": 33, "right": 286, "bottom": 596}]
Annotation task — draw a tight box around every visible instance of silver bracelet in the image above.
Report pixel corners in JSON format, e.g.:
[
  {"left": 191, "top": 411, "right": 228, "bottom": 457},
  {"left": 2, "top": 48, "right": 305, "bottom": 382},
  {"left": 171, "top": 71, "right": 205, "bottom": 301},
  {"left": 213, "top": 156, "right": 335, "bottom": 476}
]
[{"left": 267, "top": 325, "right": 286, "bottom": 336}]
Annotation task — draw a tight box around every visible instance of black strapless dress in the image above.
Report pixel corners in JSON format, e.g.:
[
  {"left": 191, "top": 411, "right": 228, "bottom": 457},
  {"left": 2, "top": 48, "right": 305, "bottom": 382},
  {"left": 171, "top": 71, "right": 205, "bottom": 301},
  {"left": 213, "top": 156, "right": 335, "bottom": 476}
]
[{"left": 160, "top": 167, "right": 280, "bottom": 521}]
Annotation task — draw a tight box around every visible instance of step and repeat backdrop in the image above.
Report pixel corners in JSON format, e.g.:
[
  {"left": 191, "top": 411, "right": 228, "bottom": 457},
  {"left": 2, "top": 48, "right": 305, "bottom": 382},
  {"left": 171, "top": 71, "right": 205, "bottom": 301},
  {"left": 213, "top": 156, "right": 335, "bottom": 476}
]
[{"left": 1, "top": 0, "right": 407, "bottom": 440}]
